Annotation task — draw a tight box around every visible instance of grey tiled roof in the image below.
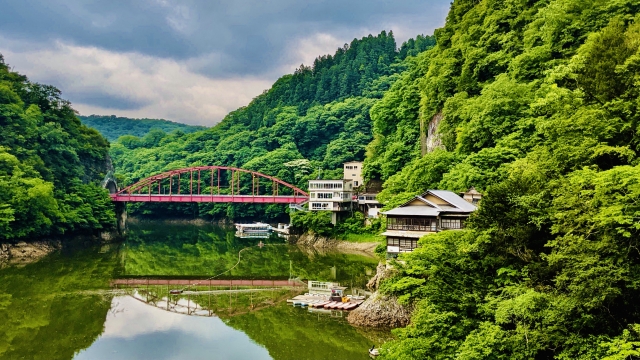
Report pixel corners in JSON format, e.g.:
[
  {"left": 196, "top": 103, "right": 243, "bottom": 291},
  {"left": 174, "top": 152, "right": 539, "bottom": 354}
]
[
  {"left": 382, "top": 206, "right": 441, "bottom": 216},
  {"left": 425, "top": 190, "right": 477, "bottom": 212},
  {"left": 382, "top": 190, "right": 477, "bottom": 217}
]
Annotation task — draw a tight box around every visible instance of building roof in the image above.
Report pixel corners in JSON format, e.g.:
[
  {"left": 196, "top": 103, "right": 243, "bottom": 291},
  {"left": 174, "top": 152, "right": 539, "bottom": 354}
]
[
  {"left": 309, "top": 179, "right": 352, "bottom": 183},
  {"left": 382, "top": 189, "right": 477, "bottom": 217},
  {"left": 461, "top": 186, "right": 482, "bottom": 195},
  {"left": 424, "top": 190, "right": 477, "bottom": 212},
  {"left": 383, "top": 206, "right": 441, "bottom": 216},
  {"left": 381, "top": 230, "right": 431, "bottom": 238}
]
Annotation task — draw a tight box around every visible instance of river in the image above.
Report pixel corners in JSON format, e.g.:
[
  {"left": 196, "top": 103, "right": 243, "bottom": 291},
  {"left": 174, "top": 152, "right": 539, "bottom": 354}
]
[{"left": 0, "top": 221, "right": 389, "bottom": 360}]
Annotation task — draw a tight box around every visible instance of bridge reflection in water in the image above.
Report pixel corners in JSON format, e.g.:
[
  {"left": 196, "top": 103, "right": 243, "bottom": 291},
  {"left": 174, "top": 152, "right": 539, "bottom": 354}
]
[{"left": 114, "top": 278, "right": 306, "bottom": 318}]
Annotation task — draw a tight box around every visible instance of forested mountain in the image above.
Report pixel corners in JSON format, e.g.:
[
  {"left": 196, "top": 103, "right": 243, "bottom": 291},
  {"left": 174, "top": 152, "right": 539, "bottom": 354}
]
[
  {"left": 78, "top": 115, "right": 207, "bottom": 142},
  {"left": 109, "top": 31, "right": 435, "bottom": 220},
  {"left": 0, "top": 55, "right": 114, "bottom": 240},
  {"left": 364, "top": 0, "right": 640, "bottom": 358}
]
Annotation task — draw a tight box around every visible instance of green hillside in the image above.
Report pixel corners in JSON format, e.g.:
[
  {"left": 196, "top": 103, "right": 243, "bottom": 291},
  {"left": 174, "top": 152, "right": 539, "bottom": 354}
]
[
  {"left": 109, "top": 31, "right": 435, "bottom": 221},
  {"left": 0, "top": 55, "right": 114, "bottom": 240},
  {"left": 367, "top": 0, "right": 640, "bottom": 358},
  {"left": 78, "top": 115, "right": 207, "bottom": 142}
]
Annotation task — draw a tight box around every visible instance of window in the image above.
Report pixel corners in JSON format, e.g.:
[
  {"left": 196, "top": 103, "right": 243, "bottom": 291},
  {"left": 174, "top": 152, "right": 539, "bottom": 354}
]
[
  {"left": 317, "top": 193, "right": 332, "bottom": 199},
  {"left": 441, "top": 218, "right": 463, "bottom": 229},
  {"left": 387, "top": 217, "right": 437, "bottom": 231},
  {"left": 354, "top": 181, "right": 359, "bottom": 186},
  {"left": 387, "top": 237, "right": 419, "bottom": 251},
  {"left": 309, "top": 182, "right": 343, "bottom": 190},
  {"left": 311, "top": 202, "right": 330, "bottom": 210}
]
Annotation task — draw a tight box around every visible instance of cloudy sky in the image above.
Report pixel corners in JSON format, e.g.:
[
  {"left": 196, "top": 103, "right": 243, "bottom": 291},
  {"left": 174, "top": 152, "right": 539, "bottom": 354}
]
[{"left": 0, "top": 1, "right": 451, "bottom": 126}]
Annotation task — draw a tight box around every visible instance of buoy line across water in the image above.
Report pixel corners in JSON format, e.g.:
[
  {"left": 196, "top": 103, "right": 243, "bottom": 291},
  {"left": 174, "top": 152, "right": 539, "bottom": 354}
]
[{"left": 177, "top": 243, "right": 288, "bottom": 292}]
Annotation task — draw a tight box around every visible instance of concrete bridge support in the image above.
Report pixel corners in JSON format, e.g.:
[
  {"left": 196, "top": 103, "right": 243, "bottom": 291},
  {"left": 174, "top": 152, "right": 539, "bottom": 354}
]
[
  {"left": 115, "top": 202, "right": 127, "bottom": 236},
  {"left": 102, "top": 172, "right": 127, "bottom": 236}
]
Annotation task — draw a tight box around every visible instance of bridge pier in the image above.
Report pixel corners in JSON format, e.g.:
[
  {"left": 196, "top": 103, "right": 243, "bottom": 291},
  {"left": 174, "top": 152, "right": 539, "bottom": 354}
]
[{"left": 115, "top": 202, "right": 127, "bottom": 236}]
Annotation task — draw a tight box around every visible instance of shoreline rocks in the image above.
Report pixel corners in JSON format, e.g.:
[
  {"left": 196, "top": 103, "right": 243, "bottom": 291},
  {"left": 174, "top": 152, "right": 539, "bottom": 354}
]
[
  {"left": 347, "top": 292, "right": 413, "bottom": 328},
  {"left": 0, "top": 240, "right": 62, "bottom": 267},
  {"left": 347, "top": 261, "right": 414, "bottom": 328}
]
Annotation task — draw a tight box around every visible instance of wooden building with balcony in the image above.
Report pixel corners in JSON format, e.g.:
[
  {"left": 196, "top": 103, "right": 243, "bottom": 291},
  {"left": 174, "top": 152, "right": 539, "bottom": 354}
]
[{"left": 381, "top": 190, "right": 478, "bottom": 256}]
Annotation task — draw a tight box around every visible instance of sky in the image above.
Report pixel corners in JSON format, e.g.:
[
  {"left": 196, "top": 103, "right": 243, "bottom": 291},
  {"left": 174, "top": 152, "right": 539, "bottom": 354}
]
[{"left": 0, "top": 1, "right": 451, "bottom": 126}]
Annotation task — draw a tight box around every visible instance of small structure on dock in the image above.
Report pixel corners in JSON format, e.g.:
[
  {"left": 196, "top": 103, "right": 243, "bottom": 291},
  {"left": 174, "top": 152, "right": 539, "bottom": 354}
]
[
  {"left": 288, "top": 281, "right": 366, "bottom": 311},
  {"left": 308, "top": 281, "right": 341, "bottom": 295}
]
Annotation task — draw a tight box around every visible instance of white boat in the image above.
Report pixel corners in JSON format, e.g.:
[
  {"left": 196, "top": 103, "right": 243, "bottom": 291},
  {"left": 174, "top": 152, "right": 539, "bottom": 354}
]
[
  {"left": 234, "top": 231, "right": 270, "bottom": 239},
  {"left": 369, "top": 346, "right": 380, "bottom": 356},
  {"left": 235, "top": 222, "right": 272, "bottom": 233}
]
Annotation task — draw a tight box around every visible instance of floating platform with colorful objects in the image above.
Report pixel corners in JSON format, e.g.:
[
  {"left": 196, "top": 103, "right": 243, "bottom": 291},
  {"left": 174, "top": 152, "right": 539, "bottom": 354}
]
[{"left": 286, "top": 294, "right": 365, "bottom": 310}]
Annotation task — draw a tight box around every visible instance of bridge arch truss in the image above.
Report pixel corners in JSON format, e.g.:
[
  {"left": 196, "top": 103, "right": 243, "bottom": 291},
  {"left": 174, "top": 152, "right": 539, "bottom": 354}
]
[{"left": 110, "top": 166, "right": 309, "bottom": 204}]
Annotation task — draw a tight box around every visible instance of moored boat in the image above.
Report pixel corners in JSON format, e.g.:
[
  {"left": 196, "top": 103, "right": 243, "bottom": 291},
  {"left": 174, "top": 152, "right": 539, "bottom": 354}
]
[
  {"left": 235, "top": 222, "right": 272, "bottom": 233},
  {"left": 369, "top": 346, "right": 380, "bottom": 357}
]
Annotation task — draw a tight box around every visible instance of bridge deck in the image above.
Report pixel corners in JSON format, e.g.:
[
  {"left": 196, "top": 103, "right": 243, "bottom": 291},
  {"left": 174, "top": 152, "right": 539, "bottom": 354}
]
[
  {"left": 111, "top": 278, "right": 306, "bottom": 287},
  {"left": 110, "top": 194, "right": 308, "bottom": 203}
]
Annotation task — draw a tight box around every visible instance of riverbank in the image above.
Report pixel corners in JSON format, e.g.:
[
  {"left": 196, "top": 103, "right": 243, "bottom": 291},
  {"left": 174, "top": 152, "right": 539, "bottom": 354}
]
[
  {"left": 292, "top": 233, "right": 380, "bottom": 253},
  {"left": 0, "top": 240, "right": 62, "bottom": 267}
]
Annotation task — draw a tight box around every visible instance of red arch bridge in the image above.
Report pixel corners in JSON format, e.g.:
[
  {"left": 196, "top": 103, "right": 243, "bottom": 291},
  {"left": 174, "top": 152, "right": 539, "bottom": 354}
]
[{"left": 109, "top": 166, "right": 309, "bottom": 204}]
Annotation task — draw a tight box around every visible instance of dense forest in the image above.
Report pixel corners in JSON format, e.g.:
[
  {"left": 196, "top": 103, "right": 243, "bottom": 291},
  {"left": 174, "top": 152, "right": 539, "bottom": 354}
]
[
  {"left": 108, "top": 0, "right": 640, "bottom": 357},
  {"left": 78, "top": 115, "right": 206, "bottom": 142},
  {"left": 0, "top": 55, "right": 114, "bottom": 240},
  {"left": 109, "top": 31, "right": 435, "bottom": 220},
  {"left": 367, "top": 0, "right": 640, "bottom": 358}
]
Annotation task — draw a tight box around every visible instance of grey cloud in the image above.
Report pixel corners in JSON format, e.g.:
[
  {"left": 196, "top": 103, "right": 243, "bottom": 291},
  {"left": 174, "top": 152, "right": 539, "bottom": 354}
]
[
  {"left": 0, "top": 0, "right": 450, "bottom": 78},
  {"left": 67, "top": 92, "right": 151, "bottom": 111},
  {"left": 0, "top": 0, "right": 450, "bottom": 124}
]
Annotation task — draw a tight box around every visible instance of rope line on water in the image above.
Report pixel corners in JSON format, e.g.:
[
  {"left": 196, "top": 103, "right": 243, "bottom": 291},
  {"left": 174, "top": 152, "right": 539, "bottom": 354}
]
[{"left": 178, "top": 243, "right": 287, "bottom": 292}]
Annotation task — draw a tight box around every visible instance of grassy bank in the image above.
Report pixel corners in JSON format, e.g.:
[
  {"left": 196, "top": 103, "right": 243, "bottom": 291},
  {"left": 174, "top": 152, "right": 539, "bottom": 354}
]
[{"left": 340, "top": 233, "right": 384, "bottom": 243}]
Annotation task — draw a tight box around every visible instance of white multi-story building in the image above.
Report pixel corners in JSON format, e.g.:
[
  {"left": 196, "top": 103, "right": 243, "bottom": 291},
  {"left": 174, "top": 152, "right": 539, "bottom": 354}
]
[
  {"left": 308, "top": 179, "right": 354, "bottom": 213},
  {"left": 343, "top": 161, "right": 363, "bottom": 187}
]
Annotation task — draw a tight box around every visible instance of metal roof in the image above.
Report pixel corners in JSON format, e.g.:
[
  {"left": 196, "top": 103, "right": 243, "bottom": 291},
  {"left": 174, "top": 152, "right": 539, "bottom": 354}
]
[
  {"left": 382, "top": 190, "right": 477, "bottom": 217},
  {"left": 424, "top": 190, "right": 477, "bottom": 212},
  {"left": 382, "top": 207, "right": 440, "bottom": 216},
  {"left": 381, "top": 230, "right": 430, "bottom": 238}
]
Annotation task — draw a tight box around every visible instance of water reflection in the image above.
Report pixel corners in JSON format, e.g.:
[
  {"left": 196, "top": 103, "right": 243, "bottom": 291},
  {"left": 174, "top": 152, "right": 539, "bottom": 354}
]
[
  {"left": 74, "top": 296, "right": 272, "bottom": 360},
  {"left": 122, "top": 222, "right": 378, "bottom": 289},
  {"left": 0, "top": 222, "right": 385, "bottom": 360}
]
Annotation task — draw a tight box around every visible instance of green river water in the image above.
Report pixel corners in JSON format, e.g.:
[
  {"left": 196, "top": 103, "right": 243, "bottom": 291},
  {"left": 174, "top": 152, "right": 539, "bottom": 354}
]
[{"left": 0, "top": 222, "right": 389, "bottom": 360}]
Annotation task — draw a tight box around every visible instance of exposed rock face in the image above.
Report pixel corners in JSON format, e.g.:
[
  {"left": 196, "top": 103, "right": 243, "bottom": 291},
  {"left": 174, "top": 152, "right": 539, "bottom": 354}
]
[
  {"left": 347, "top": 292, "right": 413, "bottom": 328},
  {"left": 425, "top": 111, "right": 445, "bottom": 154},
  {"left": 348, "top": 261, "right": 414, "bottom": 328},
  {"left": 0, "top": 241, "right": 61, "bottom": 267},
  {"left": 366, "top": 262, "right": 388, "bottom": 291}
]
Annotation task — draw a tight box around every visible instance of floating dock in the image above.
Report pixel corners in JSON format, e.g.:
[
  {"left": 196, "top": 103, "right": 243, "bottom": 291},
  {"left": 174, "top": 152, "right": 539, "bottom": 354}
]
[{"left": 287, "top": 294, "right": 365, "bottom": 310}]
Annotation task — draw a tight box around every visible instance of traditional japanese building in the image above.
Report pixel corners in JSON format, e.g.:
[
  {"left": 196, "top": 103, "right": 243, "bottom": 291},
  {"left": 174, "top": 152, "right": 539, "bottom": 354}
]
[{"left": 381, "top": 190, "right": 478, "bottom": 256}]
